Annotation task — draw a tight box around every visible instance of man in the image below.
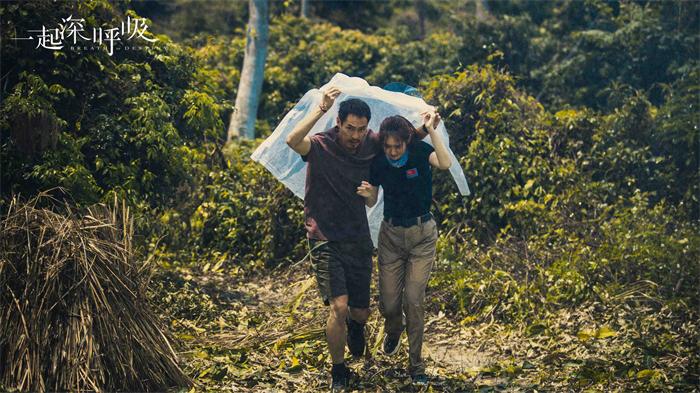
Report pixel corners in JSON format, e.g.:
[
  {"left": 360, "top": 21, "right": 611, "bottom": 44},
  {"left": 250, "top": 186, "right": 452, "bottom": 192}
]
[{"left": 286, "top": 88, "right": 429, "bottom": 391}]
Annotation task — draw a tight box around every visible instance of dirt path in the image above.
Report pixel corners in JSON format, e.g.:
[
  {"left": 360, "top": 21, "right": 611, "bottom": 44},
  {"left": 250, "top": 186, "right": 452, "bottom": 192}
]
[
  {"left": 157, "top": 248, "right": 698, "bottom": 393},
  {"left": 164, "top": 259, "right": 506, "bottom": 392}
]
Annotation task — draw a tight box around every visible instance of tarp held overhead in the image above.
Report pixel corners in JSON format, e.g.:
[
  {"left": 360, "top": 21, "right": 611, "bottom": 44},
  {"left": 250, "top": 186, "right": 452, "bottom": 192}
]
[{"left": 252, "top": 73, "right": 470, "bottom": 245}]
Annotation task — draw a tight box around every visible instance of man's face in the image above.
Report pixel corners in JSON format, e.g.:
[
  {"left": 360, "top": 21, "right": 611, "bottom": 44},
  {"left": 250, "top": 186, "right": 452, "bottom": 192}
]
[
  {"left": 383, "top": 135, "right": 407, "bottom": 160},
  {"left": 337, "top": 114, "right": 369, "bottom": 153}
]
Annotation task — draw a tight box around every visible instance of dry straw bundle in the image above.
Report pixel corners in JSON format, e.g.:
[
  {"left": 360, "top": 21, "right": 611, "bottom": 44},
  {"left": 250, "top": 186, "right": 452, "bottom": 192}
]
[{"left": 0, "top": 192, "right": 190, "bottom": 392}]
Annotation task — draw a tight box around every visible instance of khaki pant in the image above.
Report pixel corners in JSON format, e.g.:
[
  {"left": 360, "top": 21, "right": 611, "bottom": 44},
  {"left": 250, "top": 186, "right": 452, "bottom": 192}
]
[{"left": 377, "top": 218, "right": 437, "bottom": 376}]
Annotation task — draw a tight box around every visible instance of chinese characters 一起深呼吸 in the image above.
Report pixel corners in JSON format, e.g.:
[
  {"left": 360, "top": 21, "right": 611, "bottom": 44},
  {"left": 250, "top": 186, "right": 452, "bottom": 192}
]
[{"left": 12, "top": 15, "right": 157, "bottom": 56}]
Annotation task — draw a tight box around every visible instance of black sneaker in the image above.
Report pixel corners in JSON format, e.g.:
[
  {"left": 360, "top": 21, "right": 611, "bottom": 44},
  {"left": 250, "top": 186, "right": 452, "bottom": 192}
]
[
  {"left": 346, "top": 318, "right": 366, "bottom": 357},
  {"left": 382, "top": 333, "right": 400, "bottom": 356},
  {"left": 411, "top": 374, "right": 428, "bottom": 386},
  {"left": 331, "top": 363, "right": 351, "bottom": 392}
]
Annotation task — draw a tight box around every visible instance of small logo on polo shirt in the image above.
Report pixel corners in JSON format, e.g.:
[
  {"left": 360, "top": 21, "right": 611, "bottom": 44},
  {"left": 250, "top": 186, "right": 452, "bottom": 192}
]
[{"left": 405, "top": 168, "right": 418, "bottom": 179}]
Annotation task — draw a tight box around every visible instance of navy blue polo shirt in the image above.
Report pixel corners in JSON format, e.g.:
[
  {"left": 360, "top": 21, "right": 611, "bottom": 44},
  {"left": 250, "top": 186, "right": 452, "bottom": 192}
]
[{"left": 369, "top": 140, "right": 434, "bottom": 219}]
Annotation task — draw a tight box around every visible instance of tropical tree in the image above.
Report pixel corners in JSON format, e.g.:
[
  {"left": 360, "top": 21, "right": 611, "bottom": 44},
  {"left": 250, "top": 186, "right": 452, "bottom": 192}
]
[
  {"left": 300, "top": 0, "right": 310, "bottom": 18},
  {"left": 227, "top": 0, "right": 269, "bottom": 141}
]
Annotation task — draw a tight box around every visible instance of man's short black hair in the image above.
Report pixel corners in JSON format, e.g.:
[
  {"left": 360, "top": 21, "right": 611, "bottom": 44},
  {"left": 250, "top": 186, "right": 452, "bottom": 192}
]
[{"left": 338, "top": 98, "right": 371, "bottom": 123}]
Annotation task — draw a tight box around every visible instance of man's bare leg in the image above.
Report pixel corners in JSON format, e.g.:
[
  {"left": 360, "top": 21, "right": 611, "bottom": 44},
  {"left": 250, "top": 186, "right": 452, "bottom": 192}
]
[
  {"left": 327, "top": 296, "right": 371, "bottom": 362},
  {"left": 327, "top": 295, "right": 350, "bottom": 363}
]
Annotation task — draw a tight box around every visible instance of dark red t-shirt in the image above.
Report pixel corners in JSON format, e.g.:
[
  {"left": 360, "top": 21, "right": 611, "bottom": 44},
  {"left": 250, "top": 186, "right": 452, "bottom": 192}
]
[{"left": 301, "top": 126, "right": 380, "bottom": 241}]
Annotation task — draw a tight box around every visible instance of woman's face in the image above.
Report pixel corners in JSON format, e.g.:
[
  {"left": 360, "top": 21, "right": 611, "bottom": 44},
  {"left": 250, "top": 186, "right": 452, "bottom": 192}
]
[{"left": 383, "top": 135, "right": 407, "bottom": 160}]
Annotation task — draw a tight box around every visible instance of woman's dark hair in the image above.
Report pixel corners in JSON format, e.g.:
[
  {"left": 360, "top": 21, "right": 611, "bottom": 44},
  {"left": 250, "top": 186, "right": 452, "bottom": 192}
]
[{"left": 379, "top": 115, "right": 416, "bottom": 145}]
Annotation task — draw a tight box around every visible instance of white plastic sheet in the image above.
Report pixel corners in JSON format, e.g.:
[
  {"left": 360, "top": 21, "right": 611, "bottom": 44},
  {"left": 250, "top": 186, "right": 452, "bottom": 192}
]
[{"left": 251, "top": 73, "right": 470, "bottom": 246}]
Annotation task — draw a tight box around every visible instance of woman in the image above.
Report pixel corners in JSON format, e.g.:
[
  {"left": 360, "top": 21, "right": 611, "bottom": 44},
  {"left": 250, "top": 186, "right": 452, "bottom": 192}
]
[{"left": 356, "top": 110, "right": 451, "bottom": 385}]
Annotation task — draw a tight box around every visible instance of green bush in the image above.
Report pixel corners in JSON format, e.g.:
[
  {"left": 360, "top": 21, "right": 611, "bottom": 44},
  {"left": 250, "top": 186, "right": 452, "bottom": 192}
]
[
  {"left": 186, "top": 142, "right": 306, "bottom": 270},
  {"left": 422, "top": 65, "right": 557, "bottom": 239},
  {"left": 526, "top": 1, "right": 699, "bottom": 110},
  {"left": 421, "top": 64, "right": 698, "bottom": 329},
  {"left": 369, "top": 30, "right": 464, "bottom": 87},
  {"left": 0, "top": 1, "right": 222, "bottom": 210}
]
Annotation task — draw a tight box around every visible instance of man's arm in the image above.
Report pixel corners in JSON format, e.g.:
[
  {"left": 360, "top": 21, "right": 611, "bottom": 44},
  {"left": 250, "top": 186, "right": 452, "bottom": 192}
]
[
  {"left": 286, "top": 87, "right": 341, "bottom": 156},
  {"left": 285, "top": 106, "right": 323, "bottom": 156}
]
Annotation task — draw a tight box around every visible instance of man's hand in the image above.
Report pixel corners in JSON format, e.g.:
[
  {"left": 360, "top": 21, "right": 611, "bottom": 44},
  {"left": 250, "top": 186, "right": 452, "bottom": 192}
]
[
  {"left": 320, "top": 87, "right": 341, "bottom": 112},
  {"left": 286, "top": 86, "right": 342, "bottom": 156}
]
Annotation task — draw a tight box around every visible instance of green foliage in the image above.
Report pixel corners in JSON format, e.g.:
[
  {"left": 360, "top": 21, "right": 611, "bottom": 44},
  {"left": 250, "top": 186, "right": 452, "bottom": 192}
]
[
  {"left": 130, "top": 0, "right": 249, "bottom": 41},
  {"left": 437, "top": 0, "right": 699, "bottom": 112},
  {"left": 186, "top": 142, "right": 306, "bottom": 270},
  {"left": 451, "top": 12, "right": 546, "bottom": 82},
  {"left": 422, "top": 65, "right": 556, "bottom": 238},
  {"left": 595, "top": 199, "right": 699, "bottom": 304},
  {"left": 369, "top": 30, "right": 464, "bottom": 87},
  {"left": 653, "top": 66, "right": 700, "bottom": 218},
  {"left": 433, "top": 187, "right": 699, "bottom": 319},
  {"left": 1, "top": 1, "right": 215, "bottom": 208},
  {"left": 2, "top": 2, "right": 697, "bottom": 390},
  {"left": 419, "top": 64, "right": 697, "bottom": 391},
  {"left": 193, "top": 16, "right": 396, "bottom": 137},
  {"left": 302, "top": 0, "right": 402, "bottom": 32},
  {"left": 525, "top": 0, "right": 698, "bottom": 110},
  {"left": 28, "top": 133, "right": 103, "bottom": 204},
  {"left": 261, "top": 16, "right": 394, "bottom": 135}
]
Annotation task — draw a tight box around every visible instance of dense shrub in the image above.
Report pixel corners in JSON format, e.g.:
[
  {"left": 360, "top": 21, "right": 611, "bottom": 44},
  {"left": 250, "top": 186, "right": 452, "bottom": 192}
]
[
  {"left": 369, "top": 29, "right": 464, "bottom": 87},
  {"left": 439, "top": 1, "right": 699, "bottom": 112},
  {"left": 416, "top": 65, "right": 698, "bottom": 353},
  {"left": 0, "top": 1, "right": 223, "bottom": 211},
  {"left": 185, "top": 142, "right": 306, "bottom": 270},
  {"left": 421, "top": 65, "right": 557, "bottom": 239}
]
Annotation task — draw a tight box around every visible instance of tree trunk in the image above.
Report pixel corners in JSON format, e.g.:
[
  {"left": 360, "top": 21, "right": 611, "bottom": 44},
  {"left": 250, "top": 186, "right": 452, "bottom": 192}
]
[
  {"left": 475, "top": 0, "right": 490, "bottom": 21},
  {"left": 301, "top": 0, "right": 310, "bottom": 18},
  {"left": 415, "top": 0, "right": 426, "bottom": 39},
  {"left": 227, "top": 0, "right": 269, "bottom": 141}
]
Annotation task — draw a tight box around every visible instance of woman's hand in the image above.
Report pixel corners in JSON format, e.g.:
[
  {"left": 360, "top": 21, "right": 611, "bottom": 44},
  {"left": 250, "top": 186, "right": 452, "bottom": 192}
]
[
  {"left": 422, "top": 109, "right": 451, "bottom": 170},
  {"left": 420, "top": 109, "right": 441, "bottom": 132},
  {"left": 356, "top": 181, "right": 374, "bottom": 198},
  {"left": 356, "top": 181, "right": 378, "bottom": 207}
]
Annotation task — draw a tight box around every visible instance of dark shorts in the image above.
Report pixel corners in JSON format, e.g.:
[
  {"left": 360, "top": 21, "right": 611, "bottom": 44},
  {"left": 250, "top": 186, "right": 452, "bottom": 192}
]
[{"left": 308, "top": 238, "right": 373, "bottom": 309}]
